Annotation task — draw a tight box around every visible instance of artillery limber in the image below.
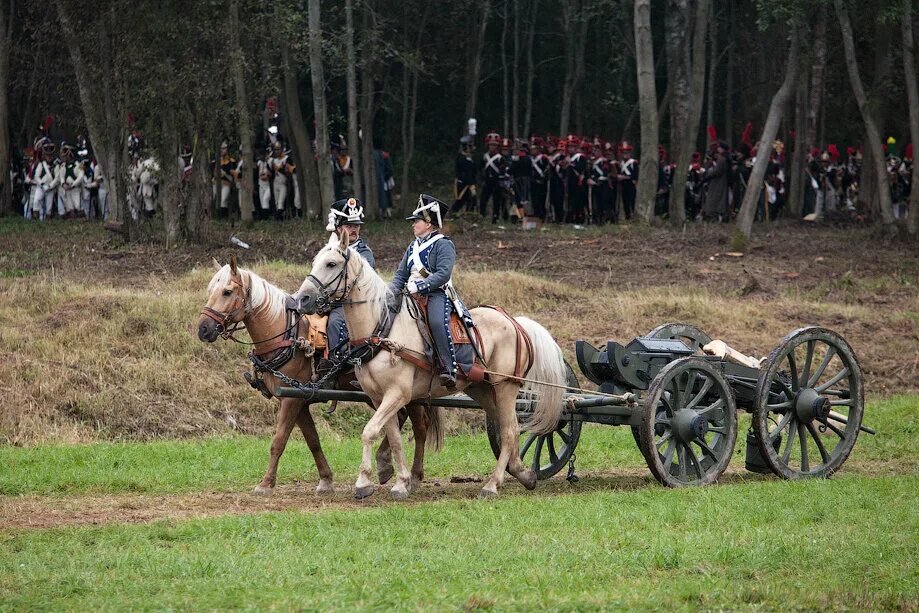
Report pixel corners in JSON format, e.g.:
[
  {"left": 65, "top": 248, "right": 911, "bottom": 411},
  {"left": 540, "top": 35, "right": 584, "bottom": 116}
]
[{"left": 277, "top": 322, "right": 871, "bottom": 489}]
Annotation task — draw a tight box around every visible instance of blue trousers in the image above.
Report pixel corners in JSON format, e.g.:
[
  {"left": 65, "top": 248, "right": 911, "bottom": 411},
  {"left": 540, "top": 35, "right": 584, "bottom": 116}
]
[
  {"left": 326, "top": 307, "right": 349, "bottom": 360},
  {"left": 423, "top": 291, "right": 457, "bottom": 376}
]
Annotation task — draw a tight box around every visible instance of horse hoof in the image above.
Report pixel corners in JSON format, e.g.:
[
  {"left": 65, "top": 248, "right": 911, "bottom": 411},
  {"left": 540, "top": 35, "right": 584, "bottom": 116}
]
[
  {"left": 315, "top": 481, "right": 335, "bottom": 496},
  {"left": 377, "top": 465, "right": 395, "bottom": 485},
  {"left": 354, "top": 485, "right": 376, "bottom": 500},
  {"left": 390, "top": 487, "right": 410, "bottom": 501},
  {"left": 252, "top": 485, "right": 274, "bottom": 496},
  {"left": 409, "top": 477, "right": 422, "bottom": 493},
  {"left": 519, "top": 470, "right": 538, "bottom": 491},
  {"left": 478, "top": 488, "right": 498, "bottom": 499}
]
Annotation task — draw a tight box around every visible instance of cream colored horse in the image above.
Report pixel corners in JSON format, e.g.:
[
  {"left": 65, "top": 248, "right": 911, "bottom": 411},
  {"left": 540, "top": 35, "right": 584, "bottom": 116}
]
[
  {"left": 197, "top": 257, "right": 438, "bottom": 495},
  {"left": 292, "top": 232, "right": 568, "bottom": 499}
]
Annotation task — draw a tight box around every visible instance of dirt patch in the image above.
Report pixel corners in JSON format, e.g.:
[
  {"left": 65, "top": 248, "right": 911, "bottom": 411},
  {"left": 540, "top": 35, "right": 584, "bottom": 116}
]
[{"left": 2, "top": 463, "right": 911, "bottom": 531}]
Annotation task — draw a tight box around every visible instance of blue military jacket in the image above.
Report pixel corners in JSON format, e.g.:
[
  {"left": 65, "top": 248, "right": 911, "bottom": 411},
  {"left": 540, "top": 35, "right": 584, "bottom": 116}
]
[
  {"left": 390, "top": 231, "right": 455, "bottom": 295},
  {"left": 351, "top": 237, "right": 375, "bottom": 268}
]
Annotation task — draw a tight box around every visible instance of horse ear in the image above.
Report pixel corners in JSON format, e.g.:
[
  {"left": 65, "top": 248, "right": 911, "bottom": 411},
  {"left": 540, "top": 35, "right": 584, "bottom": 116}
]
[
  {"left": 212, "top": 258, "right": 222, "bottom": 272},
  {"left": 338, "top": 228, "right": 350, "bottom": 252},
  {"left": 229, "top": 254, "right": 238, "bottom": 276}
]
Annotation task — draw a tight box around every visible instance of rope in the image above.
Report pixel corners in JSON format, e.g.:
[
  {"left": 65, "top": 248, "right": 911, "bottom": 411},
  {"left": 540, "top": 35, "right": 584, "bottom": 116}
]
[{"left": 479, "top": 367, "right": 633, "bottom": 402}]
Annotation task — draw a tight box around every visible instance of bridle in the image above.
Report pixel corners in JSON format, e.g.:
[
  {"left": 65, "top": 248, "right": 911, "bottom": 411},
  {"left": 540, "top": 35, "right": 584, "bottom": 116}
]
[
  {"left": 200, "top": 273, "right": 253, "bottom": 339},
  {"left": 304, "top": 247, "right": 366, "bottom": 313}
]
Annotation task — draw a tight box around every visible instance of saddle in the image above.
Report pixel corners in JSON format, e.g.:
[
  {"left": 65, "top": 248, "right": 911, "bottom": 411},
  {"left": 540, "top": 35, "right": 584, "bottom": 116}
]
[
  {"left": 407, "top": 294, "right": 486, "bottom": 382},
  {"left": 304, "top": 314, "right": 328, "bottom": 352}
]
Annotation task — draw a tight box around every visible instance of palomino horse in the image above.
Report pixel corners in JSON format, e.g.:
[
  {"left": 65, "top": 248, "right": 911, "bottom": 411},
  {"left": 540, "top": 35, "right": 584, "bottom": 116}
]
[
  {"left": 196, "top": 256, "right": 439, "bottom": 495},
  {"left": 292, "top": 232, "right": 568, "bottom": 499}
]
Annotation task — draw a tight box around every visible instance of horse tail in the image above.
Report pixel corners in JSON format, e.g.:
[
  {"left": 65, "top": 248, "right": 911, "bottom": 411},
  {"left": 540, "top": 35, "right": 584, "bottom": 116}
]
[
  {"left": 514, "top": 316, "right": 567, "bottom": 435},
  {"left": 425, "top": 406, "right": 445, "bottom": 452}
]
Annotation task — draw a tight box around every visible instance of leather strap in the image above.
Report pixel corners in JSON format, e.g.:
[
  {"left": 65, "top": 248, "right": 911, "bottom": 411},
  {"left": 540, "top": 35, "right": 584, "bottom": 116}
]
[{"left": 477, "top": 305, "right": 534, "bottom": 380}]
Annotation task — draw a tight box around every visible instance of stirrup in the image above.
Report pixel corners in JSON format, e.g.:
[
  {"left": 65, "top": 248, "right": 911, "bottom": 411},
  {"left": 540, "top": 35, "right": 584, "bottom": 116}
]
[{"left": 439, "top": 372, "right": 457, "bottom": 389}]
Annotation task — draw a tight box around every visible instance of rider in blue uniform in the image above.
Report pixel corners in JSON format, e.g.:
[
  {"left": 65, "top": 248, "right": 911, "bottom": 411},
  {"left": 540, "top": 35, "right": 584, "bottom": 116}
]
[
  {"left": 391, "top": 194, "right": 471, "bottom": 388},
  {"left": 323, "top": 197, "right": 374, "bottom": 373}
]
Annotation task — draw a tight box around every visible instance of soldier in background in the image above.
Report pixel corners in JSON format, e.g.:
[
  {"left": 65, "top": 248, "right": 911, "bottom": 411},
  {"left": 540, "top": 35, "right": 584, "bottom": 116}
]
[
  {"left": 58, "top": 143, "right": 85, "bottom": 218},
  {"left": 509, "top": 138, "right": 532, "bottom": 221},
  {"left": 256, "top": 146, "right": 273, "bottom": 219},
  {"left": 215, "top": 141, "right": 236, "bottom": 218},
  {"left": 28, "top": 139, "right": 57, "bottom": 221},
  {"left": 603, "top": 141, "right": 620, "bottom": 223},
  {"left": 452, "top": 135, "right": 478, "bottom": 214},
  {"left": 562, "top": 137, "right": 586, "bottom": 223},
  {"left": 701, "top": 141, "right": 729, "bottom": 222},
  {"left": 588, "top": 140, "right": 611, "bottom": 224},
  {"left": 617, "top": 141, "right": 638, "bottom": 221},
  {"left": 548, "top": 139, "right": 571, "bottom": 223},
  {"left": 479, "top": 131, "right": 505, "bottom": 222},
  {"left": 499, "top": 138, "right": 514, "bottom": 222},
  {"left": 655, "top": 145, "right": 673, "bottom": 218},
  {"left": 529, "top": 137, "right": 549, "bottom": 220},
  {"left": 288, "top": 145, "right": 302, "bottom": 217},
  {"left": 269, "top": 140, "right": 294, "bottom": 220},
  {"left": 337, "top": 139, "right": 354, "bottom": 200}
]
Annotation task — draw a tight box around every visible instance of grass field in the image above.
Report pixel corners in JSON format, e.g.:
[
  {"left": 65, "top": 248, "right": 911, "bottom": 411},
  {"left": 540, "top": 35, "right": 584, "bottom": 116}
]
[
  {"left": 2, "top": 476, "right": 917, "bottom": 610},
  {"left": 1, "top": 396, "right": 917, "bottom": 609},
  {"left": 0, "top": 395, "right": 915, "bottom": 498}
]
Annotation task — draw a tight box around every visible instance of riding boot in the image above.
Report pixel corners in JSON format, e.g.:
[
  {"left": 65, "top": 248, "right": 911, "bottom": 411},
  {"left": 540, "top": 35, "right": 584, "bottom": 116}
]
[
  {"left": 425, "top": 291, "right": 458, "bottom": 388},
  {"left": 315, "top": 357, "right": 334, "bottom": 379},
  {"left": 439, "top": 372, "right": 457, "bottom": 388}
]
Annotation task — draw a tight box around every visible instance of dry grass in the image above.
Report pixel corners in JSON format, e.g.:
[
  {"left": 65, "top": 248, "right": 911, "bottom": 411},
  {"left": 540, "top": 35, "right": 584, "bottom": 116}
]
[{"left": 1, "top": 259, "right": 916, "bottom": 445}]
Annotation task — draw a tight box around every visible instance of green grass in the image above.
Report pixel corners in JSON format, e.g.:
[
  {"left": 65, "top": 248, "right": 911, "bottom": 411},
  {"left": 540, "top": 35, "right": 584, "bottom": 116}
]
[
  {"left": 1, "top": 475, "right": 916, "bottom": 610},
  {"left": 1, "top": 395, "right": 915, "bottom": 497},
  {"left": 0, "top": 426, "right": 643, "bottom": 497}
]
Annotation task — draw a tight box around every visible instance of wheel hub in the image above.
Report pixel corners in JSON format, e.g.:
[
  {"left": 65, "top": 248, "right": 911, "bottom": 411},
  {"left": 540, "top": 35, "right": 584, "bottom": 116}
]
[
  {"left": 795, "top": 388, "right": 830, "bottom": 422},
  {"left": 673, "top": 409, "right": 708, "bottom": 442}
]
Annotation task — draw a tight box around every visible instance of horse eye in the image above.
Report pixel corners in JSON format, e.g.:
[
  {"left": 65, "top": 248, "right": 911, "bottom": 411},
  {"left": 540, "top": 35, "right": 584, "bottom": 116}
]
[
  {"left": 223, "top": 289, "right": 233, "bottom": 296},
  {"left": 326, "top": 262, "right": 337, "bottom": 268}
]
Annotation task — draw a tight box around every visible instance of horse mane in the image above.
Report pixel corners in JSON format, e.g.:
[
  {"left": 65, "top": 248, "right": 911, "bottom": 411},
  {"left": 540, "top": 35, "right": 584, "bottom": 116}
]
[
  {"left": 350, "top": 248, "right": 394, "bottom": 327},
  {"left": 208, "top": 265, "right": 288, "bottom": 321}
]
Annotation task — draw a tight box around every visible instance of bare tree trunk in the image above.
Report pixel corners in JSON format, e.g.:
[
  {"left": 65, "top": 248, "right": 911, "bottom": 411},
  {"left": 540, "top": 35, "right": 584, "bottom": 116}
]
[
  {"left": 787, "top": 70, "right": 808, "bottom": 218},
  {"left": 360, "top": 2, "right": 379, "bottom": 218},
  {"left": 0, "top": 0, "right": 12, "bottom": 216},
  {"left": 465, "top": 0, "right": 492, "bottom": 121},
  {"left": 559, "top": 0, "right": 579, "bottom": 137},
  {"left": 722, "top": 2, "right": 734, "bottom": 141},
  {"left": 230, "top": 0, "right": 254, "bottom": 224},
  {"left": 705, "top": 10, "right": 718, "bottom": 132},
  {"left": 835, "top": 0, "right": 894, "bottom": 225},
  {"left": 521, "top": 0, "right": 538, "bottom": 138},
  {"left": 634, "top": 0, "right": 658, "bottom": 222},
  {"left": 805, "top": 7, "right": 826, "bottom": 154},
  {"left": 307, "top": 0, "right": 335, "bottom": 218},
  {"left": 55, "top": 0, "right": 131, "bottom": 239},
  {"left": 344, "top": 0, "right": 362, "bottom": 202},
  {"left": 186, "top": 127, "right": 207, "bottom": 240},
  {"left": 511, "top": 0, "right": 520, "bottom": 139},
  {"left": 903, "top": 0, "right": 919, "bottom": 236},
  {"left": 399, "top": 3, "right": 430, "bottom": 204},
  {"left": 500, "top": 1, "right": 509, "bottom": 136},
  {"left": 279, "top": 34, "right": 320, "bottom": 219},
  {"left": 159, "top": 112, "right": 182, "bottom": 247},
  {"left": 669, "top": 0, "right": 709, "bottom": 224},
  {"left": 736, "top": 31, "right": 800, "bottom": 238}
]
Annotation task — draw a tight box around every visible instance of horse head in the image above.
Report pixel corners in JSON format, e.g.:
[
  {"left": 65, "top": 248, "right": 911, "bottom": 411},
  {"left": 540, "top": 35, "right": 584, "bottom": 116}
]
[
  {"left": 291, "top": 229, "right": 359, "bottom": 315},
  {"left": 197, "top": 255, "right": 250, "bottom": 342}
]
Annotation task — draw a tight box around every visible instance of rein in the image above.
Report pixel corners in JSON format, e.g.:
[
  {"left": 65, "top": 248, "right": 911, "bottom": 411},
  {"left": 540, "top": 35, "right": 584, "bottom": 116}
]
[
  {"left": 201, "top": 273, "right": 299, "bottom": 349},
  {"left": 305, "top": 247, "right": 368, "bottom": 313},
  {"left": 200, "top": 274, "right": 252, "bottom": 340}
]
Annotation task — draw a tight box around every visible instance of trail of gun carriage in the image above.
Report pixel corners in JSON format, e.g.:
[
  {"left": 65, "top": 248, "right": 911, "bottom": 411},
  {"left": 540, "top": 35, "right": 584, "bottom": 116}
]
[{"left": 2, "top": 0, "right": 918, "bottom": 610}]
